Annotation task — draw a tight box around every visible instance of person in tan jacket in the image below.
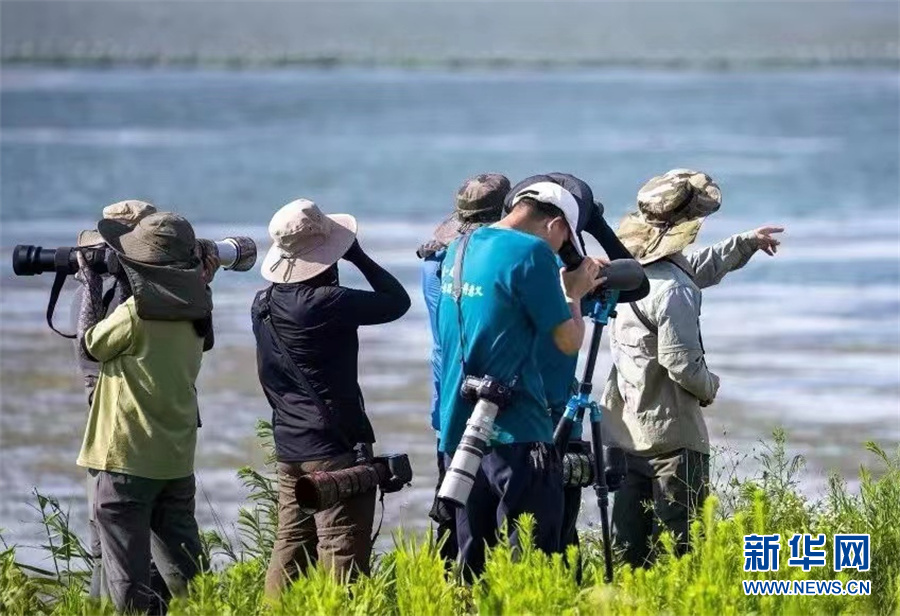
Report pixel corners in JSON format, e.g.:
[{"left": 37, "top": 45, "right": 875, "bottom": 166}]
[{"left": 601, "top": 169, "right": 783, "bottom": 567}]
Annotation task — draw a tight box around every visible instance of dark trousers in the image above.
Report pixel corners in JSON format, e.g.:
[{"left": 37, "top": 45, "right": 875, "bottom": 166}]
[
  {"left": 612, "top": 448, "right": 709, "bottom": 568},
  {"left": 87, "top": 473, "right": 170, "bottom": 613},
  {"left": 429, "top": 445, "right": 459, "bottom": 561},
  {"left": 264, "top": 453, "right": 376, "bottom": 597},
  {"left": 92, "top": 471, "right": 203, "bottom": 615},
  {"left": 449, "top": 442, "right": 563, "bottom": 580}
]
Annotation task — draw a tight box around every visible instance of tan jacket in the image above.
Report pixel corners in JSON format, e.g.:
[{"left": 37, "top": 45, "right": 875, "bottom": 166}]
[{"left": 600, "top": 232, "right": 759, "bottom": 456}]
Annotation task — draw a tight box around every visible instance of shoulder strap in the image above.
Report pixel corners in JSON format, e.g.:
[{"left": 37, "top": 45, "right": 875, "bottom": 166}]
[
  {"left": 259, "top": 286, "right": 351, "bottom": 451},
  {"left": 629, "top": 301, "right": 658, "bottom": 335},
  {"left": 452, "top": 232, "right": 474, "bottom": 376}
]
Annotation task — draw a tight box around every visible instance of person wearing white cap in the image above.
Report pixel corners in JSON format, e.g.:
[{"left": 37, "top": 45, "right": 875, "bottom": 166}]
[
  {"left": 251, "top": 199, "right": 410, "bottom": 595},
  {"left": 436, "top": 182, "right": 606, "bottom": 578}
]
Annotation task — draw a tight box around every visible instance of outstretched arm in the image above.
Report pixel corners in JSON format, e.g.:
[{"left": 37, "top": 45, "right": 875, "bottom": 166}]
[{"left": 686, "top": 226, "right": 784, "bottom": 289}]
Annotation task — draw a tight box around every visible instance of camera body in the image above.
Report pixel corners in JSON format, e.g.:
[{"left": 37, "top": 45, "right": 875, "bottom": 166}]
[
  {"left": 459, "top": 374, "right": 514, "bottom": 407},
  {"left": 372, "top": 454, "right": 413, "bottom": 494}
]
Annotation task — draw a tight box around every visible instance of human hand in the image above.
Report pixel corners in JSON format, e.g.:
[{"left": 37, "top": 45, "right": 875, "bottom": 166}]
[
  {"left": 749, "top": 226, "right": 784, "bottom": 256},
  {"left": 342, "top": 239, "right": 365, "bottom": 263},
  {"left": 201, "top": 251, "right": 220, "bottom": 284},
  {"left": 700, "top": 373, "right": 720, "bottom": 407},
  {"left": 561, "top": 257, "right": 606, "bottom": 301},
  {"left": 75, "top": 250, "right": 102, "bottom": 289},
  {"left": 194, "top": 241, "right": 221, "bottom": 284}
]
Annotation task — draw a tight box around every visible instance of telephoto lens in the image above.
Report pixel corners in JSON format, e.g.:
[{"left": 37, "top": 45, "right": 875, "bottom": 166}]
[
  {"left": 294, "top": 454, "right": 412, "bottom": 514},
  {"left": 438, "top": 398, "right": 498, "bottom": 507},
  {"left": 12, "top": 245, "right": 110, "bottom": 277},
  {"left": 562, "top": 451, "right": 594, "bottom": 488},
  {"left": 202, "top": 237, "right": 257, "bottom": 271},
  {"left": 560, "top": 446, "right": 628, "bottom": 490},
  {"left": 295, "top": 464, "right": 385, "bottom": 514},
  {"left": 438, "top": 375, "right": 514, "bottom": 508}
]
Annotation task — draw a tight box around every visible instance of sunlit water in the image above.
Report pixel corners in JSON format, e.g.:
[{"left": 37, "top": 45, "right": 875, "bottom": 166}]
[{"left": 1, "top": 68, "right": 898, "bottom": 566}]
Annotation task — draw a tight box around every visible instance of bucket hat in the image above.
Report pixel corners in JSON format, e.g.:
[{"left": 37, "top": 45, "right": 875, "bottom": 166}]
[
  {"left": 430, "top": 173, "right": 510, "bottom": 246},
  {"left": 618, "top": 169, "right": 722, "bottom": 265},
  {"left": 77, "top": 200, "right": 157, "bottom": 247},
  {"left": 262, "top": 199, "right": 357, "bottom": 284}
]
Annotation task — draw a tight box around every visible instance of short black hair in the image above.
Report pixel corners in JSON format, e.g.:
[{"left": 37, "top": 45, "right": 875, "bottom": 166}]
[{"left": 511, "top": 197, "right": 566, "bottom": 222}]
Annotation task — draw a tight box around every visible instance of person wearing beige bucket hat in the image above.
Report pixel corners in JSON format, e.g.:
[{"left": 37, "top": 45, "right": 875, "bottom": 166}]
[
  {"left": 599, "top": 169, "right": 784, "bottom": 569},
  {"left": 73, "top": 207, "right": 219, "bottom": 613},
  {"left": 251, "top": 198, "right": 410, "bottom": 594}
]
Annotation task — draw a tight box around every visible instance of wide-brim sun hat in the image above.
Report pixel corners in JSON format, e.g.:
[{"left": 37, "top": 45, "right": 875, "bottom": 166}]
[
  {"left": 78, "top": 200, "right": 158, "bottom": 247},
  {"left": 618, "top": 169, "right": 722, "bottom": 265},
  {"left": 430, "top": 173, "right": 510, "bottom": 246},
  {"left": 510, "top": 181, "right": 584, "bottom": 256},
  {"left": 98, "top": 211, "right": 197, "bottom": 265},
  {"left": 262, "top": 198, "right": 358, "bottom": 284}
]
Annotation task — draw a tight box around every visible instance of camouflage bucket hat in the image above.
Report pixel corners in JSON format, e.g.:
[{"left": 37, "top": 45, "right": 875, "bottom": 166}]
[
  {"left": 432, "top": 173, "right": 510, "bottom": 245},
  {"left": 618, "top": 169, "right": 722, "bottom": 265}
]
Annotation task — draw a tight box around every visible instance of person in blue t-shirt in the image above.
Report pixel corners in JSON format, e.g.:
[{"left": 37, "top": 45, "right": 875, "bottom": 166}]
[
  {"left": 506, "top": 173, "right": 649, "bottom": 561},
  {"left": 417, "top": 173, "right": 510, "bottom": 561},
  {"left": 437, "top": 181, "right": 605, "bottom": 578}
]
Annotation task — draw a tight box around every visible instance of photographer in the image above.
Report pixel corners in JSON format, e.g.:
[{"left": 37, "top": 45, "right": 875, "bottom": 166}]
[
  {"left": 75, "top": 211, "right": 217, "bottom": 614},
  {"left": 252, "top": 199, "right": 410, "bottom": 595},
  {"left": 506, "top": 174, "right": 649, "bottom": 558},
  {"left": 437, "top": 183, "right": 604, "bottom": 578},
  {"left": 417, "top": 173, "right": 509, "bottom": 561},
  {"left": 601, "top": 169, "right": 784, "bottom": 567}
]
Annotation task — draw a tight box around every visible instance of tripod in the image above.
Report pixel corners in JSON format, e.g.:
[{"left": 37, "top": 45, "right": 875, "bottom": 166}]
[{"left": 553, "top": 288, "right": 620, "bottom": 583}]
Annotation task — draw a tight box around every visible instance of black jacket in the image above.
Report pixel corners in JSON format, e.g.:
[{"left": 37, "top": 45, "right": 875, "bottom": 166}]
[{"left": 251, "top": 254, "right": 411, "bottom": 462}]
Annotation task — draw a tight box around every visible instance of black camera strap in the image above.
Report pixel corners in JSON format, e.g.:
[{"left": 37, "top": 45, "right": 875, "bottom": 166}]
[
  {"left": 47, "top": 251, "right": 77, "bottom": 339},
  {"left": 260, "top": 286, "right": 352, "bottom": 452}
]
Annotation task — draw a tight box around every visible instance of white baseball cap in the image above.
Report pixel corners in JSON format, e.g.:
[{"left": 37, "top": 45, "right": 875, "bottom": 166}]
[{"left": 511, "top": 181, "right": 584, "bottom": 256}]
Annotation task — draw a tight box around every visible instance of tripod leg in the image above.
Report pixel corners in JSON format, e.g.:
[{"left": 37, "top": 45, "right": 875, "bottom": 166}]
[{"left": 589, "top": 410, "right": 614, "bottom": 583}]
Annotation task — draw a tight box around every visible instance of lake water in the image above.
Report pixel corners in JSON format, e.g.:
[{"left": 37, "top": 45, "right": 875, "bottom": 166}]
[{"left": 1, "top": 67, "right": 898, "bottom": 565}]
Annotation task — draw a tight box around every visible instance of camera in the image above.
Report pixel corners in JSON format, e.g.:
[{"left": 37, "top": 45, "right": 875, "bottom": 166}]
[
  {"left": 294, "top": 453, "right": 412, "bottom": 514},
  {"left": 438, "top": 375, "right": 515, "bottom": 508},
  {"left": 561, "top": 443, "right": 628, "bottom": 491},
  {"left": 11, "top": 236, "right": 257, "bottom": 277}
]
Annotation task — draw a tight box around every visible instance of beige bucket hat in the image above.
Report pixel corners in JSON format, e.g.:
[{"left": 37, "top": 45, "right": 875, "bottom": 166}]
[
  {"left": 77, "top": 200, "right": 158, "bottom": 247},
  {"left": 618, "top": 169, "right": 722, "bottom": 265},
  {"left": 262, "top": 199, "right": 358, "bottom": 284}
]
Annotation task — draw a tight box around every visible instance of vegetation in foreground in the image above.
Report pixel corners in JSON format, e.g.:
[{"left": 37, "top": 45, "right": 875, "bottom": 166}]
[{"left": 2, "top": 426, "right": 898, "bottom": 616}]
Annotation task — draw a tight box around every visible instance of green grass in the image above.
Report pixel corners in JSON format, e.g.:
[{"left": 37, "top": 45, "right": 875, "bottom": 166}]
[{"left": 2, "top": 426, "right": 898, "bottom": 616}]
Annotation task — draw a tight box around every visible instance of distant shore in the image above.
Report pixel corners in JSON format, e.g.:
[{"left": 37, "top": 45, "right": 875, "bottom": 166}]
[{"left": 2, "top": 54, "right": 898, "bottom": 71}]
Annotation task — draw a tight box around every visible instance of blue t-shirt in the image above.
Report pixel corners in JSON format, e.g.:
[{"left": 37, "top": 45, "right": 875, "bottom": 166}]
[
  {"left": 540, "top": 260, "right": 587, "bottom": 441},
  {"left": 437, "top": 227, "right": 572, "bottom": 453},
  {"left": 421, "top": 252, "right": 445, "bottom": 432}
]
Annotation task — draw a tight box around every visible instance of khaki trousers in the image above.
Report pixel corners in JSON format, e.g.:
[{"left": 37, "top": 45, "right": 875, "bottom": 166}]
[{"left": 264, "top": 453, "right": 376, "bottom": 597}]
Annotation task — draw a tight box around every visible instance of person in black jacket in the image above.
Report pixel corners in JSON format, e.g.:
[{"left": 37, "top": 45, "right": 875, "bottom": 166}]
[{"left": 252, "top": 198, "right": 410, "bottom": 596}]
